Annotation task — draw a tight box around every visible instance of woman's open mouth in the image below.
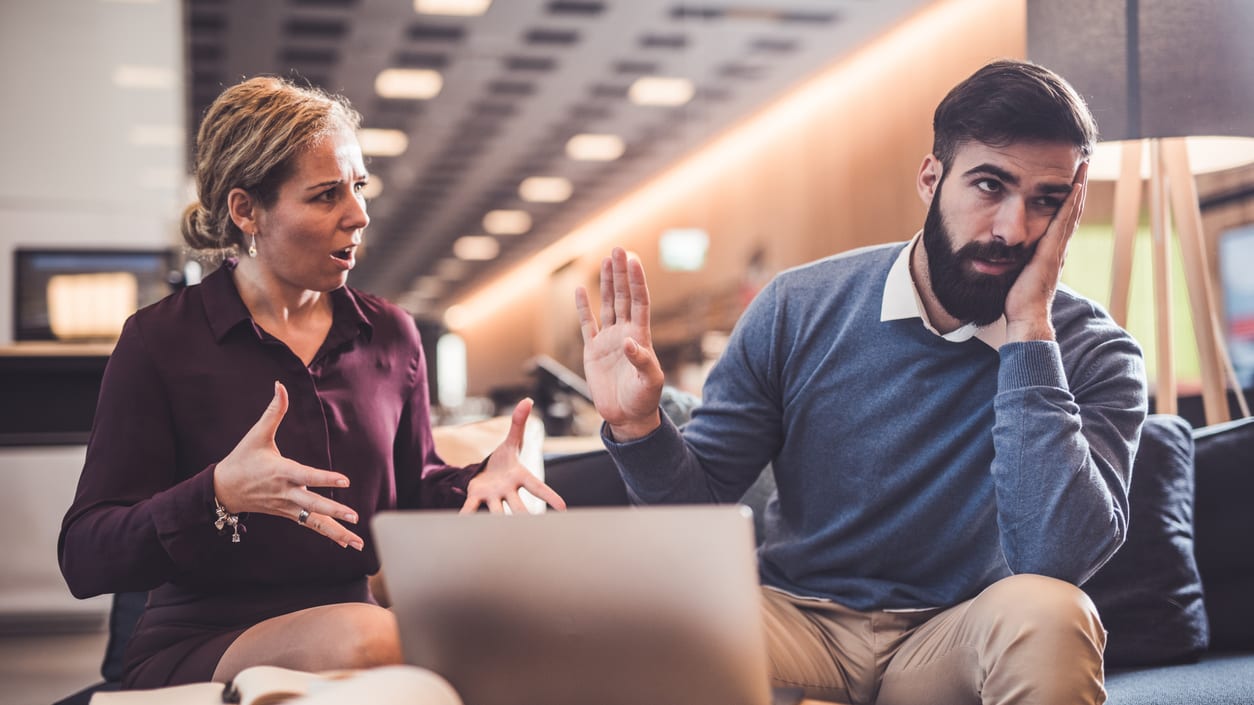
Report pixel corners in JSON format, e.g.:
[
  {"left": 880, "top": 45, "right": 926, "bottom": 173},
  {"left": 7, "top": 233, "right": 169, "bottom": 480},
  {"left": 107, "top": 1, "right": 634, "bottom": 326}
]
[{"left": 330, "top": 245, "right": 356, "bottom": 269}]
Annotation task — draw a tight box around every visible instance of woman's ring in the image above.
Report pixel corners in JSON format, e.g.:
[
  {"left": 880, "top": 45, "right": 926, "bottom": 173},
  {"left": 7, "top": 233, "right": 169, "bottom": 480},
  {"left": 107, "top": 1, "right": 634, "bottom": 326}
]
[{"left": 297, "top": 509, "right": 310, "bottom": 525}]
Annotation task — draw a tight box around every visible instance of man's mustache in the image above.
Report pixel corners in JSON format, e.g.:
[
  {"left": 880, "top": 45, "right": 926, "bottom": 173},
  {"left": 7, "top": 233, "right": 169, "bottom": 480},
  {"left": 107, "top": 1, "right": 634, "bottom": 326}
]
[{"left": 955, "top": 240, "right": 1034, "bottom": 270}]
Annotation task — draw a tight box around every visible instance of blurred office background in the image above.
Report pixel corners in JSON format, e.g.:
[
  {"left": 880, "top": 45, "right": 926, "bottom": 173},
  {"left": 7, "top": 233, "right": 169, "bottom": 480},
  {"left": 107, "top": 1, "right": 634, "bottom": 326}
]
[{"left": 2, "top": 1, "right": 1253, "bottom": 702}]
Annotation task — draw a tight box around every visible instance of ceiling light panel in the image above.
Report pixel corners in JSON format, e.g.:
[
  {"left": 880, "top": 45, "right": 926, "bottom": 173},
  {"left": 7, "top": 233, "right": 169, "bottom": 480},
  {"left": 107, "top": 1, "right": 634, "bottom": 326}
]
[
  {"left": 483, "top": 209, "right": 533, "bottom": 235},
  {"left": 566, "top": 133, "right": 625, "bottom": 161},
  {"left": 375, "top": 68, "right": 444, "bottom": 99},
  {"left": 628, "top": 76, "right": 695, "bottom": 106},
  {"left": 357, "top": 128, "right": 409, "bottom": 156},
  {"left": 524, "top": 28, "right": 580, "bottom": 46},
  {"left": 453, "top": 235, "right": 501, "bottom": 261},
  {"left": 414, "top": 0, "right": 492, "bottom": 16},
  {"left": 519, "top": 176, "right": 573, "bottom": 203}
]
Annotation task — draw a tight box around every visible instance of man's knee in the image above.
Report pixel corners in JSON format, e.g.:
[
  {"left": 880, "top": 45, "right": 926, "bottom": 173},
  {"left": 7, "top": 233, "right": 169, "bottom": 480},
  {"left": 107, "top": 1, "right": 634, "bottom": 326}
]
[{"left": 975, "top": 574, "right": 1105, "bottom": 652}]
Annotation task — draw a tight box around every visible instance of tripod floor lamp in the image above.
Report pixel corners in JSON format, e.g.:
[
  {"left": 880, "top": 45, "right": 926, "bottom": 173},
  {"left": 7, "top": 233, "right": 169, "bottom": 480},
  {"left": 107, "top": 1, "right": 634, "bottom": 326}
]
[{"left": 1028, "top": 0, "right": 1254, "bottom": 425}]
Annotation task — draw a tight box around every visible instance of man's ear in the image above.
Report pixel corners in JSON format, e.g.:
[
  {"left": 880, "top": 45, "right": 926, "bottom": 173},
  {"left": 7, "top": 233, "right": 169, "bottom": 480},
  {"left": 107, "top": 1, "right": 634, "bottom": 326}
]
[
  {"left": 917, "top": 154, "right": 943, "bottom": 206},
  {"left": 227, "top": 188, "right": 259, "bottom": 236}
]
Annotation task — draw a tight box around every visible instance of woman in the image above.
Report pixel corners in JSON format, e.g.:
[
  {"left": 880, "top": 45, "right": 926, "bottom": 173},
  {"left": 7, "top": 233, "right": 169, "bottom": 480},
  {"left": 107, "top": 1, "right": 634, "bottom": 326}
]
[{"left": 58, "top": 76, "right": 565, "bottom": 689}]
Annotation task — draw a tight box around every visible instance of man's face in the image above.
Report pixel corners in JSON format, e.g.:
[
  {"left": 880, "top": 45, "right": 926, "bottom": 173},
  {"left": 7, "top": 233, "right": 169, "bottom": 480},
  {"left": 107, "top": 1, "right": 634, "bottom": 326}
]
[{"left": 919, "top": 140, "right": 1082, "bottom": 326}]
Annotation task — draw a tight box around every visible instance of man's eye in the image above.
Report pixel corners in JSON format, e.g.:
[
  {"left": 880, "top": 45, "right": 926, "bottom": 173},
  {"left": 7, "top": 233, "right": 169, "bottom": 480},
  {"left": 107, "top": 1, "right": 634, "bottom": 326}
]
[
  {"left": 1034, "top": 197, "right": 1063, "bottom": 211},
  {"left": 976, "top": 179, "right": 1000, "bottom": 193}
]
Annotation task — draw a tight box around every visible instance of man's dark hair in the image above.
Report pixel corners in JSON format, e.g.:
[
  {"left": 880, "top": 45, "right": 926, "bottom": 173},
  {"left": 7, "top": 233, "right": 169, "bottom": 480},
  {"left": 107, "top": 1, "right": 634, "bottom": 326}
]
[{"left": 932, "top": 59, "right": 1097, "bottom": 169}]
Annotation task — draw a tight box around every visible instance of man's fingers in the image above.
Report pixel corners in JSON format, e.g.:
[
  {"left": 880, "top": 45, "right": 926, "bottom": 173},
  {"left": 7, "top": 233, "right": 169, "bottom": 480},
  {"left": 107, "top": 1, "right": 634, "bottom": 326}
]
[
  {"left": 611, "top": 247, "right": 631, "bottom": 323},
  {"left": 574, "top": 287, "right": 599, "bottom": 344},
  {"left": 599, "top": 256, "right": 615, "bottom": 327},
  {"left": 627, "top": 256, "right": 651, "bottom": 337}
]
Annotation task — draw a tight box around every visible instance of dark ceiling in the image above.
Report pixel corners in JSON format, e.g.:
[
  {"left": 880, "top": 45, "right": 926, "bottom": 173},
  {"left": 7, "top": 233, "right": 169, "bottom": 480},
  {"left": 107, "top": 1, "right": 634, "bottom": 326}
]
[{"left": 185, "top": 0, "right": 929, "bottom": 316}]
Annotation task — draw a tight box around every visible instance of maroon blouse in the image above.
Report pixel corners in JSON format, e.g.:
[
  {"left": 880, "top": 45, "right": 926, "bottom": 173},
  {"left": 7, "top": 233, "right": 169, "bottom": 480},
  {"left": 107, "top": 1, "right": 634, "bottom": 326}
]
[{"left": 57, "top": 261, "right": 476, "bottom": 685}]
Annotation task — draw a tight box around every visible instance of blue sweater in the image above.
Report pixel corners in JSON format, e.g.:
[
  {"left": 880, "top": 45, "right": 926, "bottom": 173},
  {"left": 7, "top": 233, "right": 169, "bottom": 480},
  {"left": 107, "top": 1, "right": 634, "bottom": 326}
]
[{"left": 604, "top": 243, "right": 1148, "bottom": 610}]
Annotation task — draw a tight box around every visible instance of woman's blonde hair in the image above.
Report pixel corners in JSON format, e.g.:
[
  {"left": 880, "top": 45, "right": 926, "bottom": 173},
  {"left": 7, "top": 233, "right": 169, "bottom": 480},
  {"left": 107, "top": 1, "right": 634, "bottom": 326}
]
[{"left": 180, "top": 76, "right": 362, "bottom": 252}]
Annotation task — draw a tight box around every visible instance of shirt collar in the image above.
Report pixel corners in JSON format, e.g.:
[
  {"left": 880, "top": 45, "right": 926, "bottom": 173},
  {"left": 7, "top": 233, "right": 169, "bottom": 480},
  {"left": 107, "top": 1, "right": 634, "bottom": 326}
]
[
  {"left": 880, "top": 231, "right": 1006, "bottom": 349},
  {"left": 201, "top": 259, "right": 373, "bottom": 344}
]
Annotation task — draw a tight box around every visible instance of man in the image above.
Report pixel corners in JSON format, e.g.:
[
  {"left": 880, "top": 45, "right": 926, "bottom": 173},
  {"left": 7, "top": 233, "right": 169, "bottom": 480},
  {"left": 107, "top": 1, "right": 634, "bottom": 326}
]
[{"left": 575, "top": 59, "right": 1147, "bottom": 705}]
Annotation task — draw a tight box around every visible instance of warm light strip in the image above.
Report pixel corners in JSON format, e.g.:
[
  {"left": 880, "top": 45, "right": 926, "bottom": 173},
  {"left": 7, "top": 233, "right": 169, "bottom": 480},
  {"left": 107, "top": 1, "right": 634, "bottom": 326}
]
[{"left": 448, "top": 0, "right": 998, "bottom": 331}]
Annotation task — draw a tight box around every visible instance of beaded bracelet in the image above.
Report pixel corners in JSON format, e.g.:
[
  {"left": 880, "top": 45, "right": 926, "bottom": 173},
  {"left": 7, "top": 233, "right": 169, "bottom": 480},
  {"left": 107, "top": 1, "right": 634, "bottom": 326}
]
[{"left": 214, "top": 497, "right": 246, "bottom": 543}]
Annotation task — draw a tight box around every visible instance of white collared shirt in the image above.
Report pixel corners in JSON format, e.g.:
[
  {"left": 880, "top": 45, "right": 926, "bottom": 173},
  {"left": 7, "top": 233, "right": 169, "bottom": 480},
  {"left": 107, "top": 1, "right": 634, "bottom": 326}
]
[{"left": 880, "top": 231, "right": 1007, "bottom": 349}]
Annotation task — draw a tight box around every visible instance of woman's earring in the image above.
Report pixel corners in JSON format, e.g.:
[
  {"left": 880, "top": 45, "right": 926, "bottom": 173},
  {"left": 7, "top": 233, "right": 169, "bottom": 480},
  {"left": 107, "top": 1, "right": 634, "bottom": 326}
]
[{"left": 248, "top": 232, "right": 258, "bottom": 258}]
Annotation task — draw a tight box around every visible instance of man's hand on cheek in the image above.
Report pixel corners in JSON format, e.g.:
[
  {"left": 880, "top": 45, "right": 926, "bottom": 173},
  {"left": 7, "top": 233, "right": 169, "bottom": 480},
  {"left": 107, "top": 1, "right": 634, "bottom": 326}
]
[{"left": 1004, "top": 161, "right": 1088, "bottom": 343}]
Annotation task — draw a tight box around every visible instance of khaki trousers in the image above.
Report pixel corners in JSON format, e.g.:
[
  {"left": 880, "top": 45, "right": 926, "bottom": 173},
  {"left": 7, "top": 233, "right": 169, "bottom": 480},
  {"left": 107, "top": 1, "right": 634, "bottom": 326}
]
[{"left": 761, "top": 574, "right": 1107, "bottom": 705}]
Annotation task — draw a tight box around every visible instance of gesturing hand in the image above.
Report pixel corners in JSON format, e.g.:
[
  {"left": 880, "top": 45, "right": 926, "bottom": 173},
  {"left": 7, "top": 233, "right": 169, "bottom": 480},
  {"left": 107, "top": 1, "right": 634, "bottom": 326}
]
[
  {"left": 461, "top": 398, "right": 567, "bottom": 514},
  {"left": 574, "top": 247, "right": 665, "bottom": 441},
  {"left": 1004, "top": 161, "right": 1088, "bottom": 343},
  {"left": 213, "top": 381, "right": 364, "bottom": 550}
]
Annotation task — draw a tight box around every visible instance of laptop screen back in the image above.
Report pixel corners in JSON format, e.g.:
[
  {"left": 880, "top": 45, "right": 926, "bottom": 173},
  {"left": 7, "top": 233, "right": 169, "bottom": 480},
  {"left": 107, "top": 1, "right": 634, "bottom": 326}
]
[{"left": 372, "top": 506, "right": 772, "bottom": 705}]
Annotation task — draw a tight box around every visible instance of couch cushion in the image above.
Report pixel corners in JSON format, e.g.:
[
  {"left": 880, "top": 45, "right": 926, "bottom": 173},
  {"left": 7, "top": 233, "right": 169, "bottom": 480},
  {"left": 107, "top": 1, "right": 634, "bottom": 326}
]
[
  {"left": 1192, "top": 415, "right": 1254, "bottom": 650},
  {"left": 1083, "top": 414, "right": 1209, "bottom": 667}
]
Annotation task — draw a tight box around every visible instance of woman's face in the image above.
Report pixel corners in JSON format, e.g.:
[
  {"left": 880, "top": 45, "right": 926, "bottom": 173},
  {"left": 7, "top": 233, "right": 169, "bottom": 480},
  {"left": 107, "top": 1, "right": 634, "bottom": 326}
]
[{"left": 253, "top": 126, "right": 370, "bottom": 294}]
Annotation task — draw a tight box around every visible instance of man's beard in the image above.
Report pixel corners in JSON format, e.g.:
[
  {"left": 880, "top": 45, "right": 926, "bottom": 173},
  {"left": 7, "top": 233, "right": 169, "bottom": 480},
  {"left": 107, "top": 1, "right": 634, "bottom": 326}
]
[{"left": 921, "top": 181, "right": 1034, "bottom": 327}]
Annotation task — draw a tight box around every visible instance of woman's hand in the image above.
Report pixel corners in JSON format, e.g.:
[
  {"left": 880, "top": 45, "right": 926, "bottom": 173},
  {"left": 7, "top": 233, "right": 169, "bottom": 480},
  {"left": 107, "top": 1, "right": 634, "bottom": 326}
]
[
  {"left": 574, "top": 248, "right": 665, "bottom": 441},
  {"left": 461, "top": 399, "right": 567, "bottom": 515},
  {"left": 213, "top": 381, "right": 364, "bottom": 550}
]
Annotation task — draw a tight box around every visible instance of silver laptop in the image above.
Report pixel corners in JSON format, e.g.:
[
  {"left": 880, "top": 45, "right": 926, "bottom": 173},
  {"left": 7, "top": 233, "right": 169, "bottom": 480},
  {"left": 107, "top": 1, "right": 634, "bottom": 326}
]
[{"left": 373, "top": 505, "right": 793, "bottom": 705}]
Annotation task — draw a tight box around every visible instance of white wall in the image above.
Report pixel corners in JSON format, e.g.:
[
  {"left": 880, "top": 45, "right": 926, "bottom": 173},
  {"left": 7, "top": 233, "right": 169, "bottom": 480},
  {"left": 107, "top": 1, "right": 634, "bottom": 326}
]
[{"left": 0, "top": 0, "right": 183, "bottom": 618}]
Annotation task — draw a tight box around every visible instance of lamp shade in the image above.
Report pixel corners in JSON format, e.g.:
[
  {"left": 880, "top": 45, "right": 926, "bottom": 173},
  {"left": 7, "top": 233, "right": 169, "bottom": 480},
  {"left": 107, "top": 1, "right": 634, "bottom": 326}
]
[{"left": 1028, "top": 0, "right": 1254, "bottom": 141}]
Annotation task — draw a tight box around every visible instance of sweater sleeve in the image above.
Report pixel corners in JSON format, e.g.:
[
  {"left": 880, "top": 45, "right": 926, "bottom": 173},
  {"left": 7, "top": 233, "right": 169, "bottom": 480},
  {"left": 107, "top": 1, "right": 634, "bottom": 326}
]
[
  {"left": 58, "top": 315, "right": 223, "bottom": 598},
  {"left": 604, "top": 280, "right": 784, "bottom": 504},
  {"left": 990, "top": 320, "right": 1147, "bottom": 584}
]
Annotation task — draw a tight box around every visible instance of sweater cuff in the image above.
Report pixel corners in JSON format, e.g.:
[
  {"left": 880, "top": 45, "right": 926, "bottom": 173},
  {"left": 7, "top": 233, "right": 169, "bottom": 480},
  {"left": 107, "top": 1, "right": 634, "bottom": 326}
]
[
  {"left": 600, "top": 411, "right": 685, "bottom": 480},
  {"left": 998, "top": 340, "right": 1068, "bottom": 391}
]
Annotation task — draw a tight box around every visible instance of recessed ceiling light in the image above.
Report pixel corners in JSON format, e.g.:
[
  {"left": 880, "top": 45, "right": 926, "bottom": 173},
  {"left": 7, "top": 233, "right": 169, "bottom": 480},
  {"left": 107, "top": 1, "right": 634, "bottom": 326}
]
[
  {"left": 414, "top": 276, "right": 444, "bottom": 296},
  {"left": 453, "top": 235, "right": 501, "bottom": 261},
  {"left": 375, "top": 68, "right": 443, "bottom": 100},
  {"left": 414, "top": 0, "right": 492, "bottom": 16},
  {"left": 628, "top": 76, "right": 695, "bottom": 106},
  {"left": 436, "top": 257, "right": 469, "bottom": 280},
  {"left": 519, "top": 176, "right": 572, "bottom": 203},
  {"left": 357, "top": 129, "right": 409, "bottom": 157},
  {"left": 112, "top": 64, "right": 176, "bottom": 89},
  {"left": 566, "top": 133, "right": 625, "bottom": 161},
  {"left": 482, "top": 209, "right": 532, "bottom": 235},
  {"left": 361, "top": 176, "right": 384, "bottom": 200}
]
